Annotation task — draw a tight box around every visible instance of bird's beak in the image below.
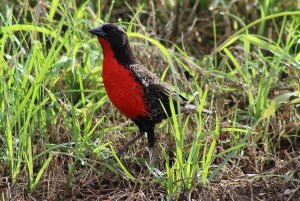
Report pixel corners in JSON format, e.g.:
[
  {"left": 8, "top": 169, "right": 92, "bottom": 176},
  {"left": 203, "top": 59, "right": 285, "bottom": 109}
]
[{"left": 88, "top": 27, "right": 106, "bottom": 37}]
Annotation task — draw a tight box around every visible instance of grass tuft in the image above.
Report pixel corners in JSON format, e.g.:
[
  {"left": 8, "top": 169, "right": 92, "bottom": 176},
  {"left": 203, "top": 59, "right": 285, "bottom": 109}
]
[{"left": 0, "top": 1, "right": 299, "bottom": 200}]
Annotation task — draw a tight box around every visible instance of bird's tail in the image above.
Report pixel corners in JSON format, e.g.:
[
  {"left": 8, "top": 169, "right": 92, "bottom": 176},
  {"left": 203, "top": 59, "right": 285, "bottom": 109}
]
[{"left": 181, "top": 104, "right": 212, "bottom": 114}]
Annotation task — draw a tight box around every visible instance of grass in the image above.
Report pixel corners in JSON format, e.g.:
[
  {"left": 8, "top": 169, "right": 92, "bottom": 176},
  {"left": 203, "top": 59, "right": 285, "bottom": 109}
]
[{"left": 1, "top": 0, "right": 300, "bottom": 200}]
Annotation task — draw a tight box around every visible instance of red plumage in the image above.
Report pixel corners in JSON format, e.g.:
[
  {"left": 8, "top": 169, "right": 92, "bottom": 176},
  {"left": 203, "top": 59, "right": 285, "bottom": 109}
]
[
  {"left": 99, "top": 38, "right": 149, "bottom": 119},
  {"left": 89, "top": 23, "right": 197, "bottom": 150}
]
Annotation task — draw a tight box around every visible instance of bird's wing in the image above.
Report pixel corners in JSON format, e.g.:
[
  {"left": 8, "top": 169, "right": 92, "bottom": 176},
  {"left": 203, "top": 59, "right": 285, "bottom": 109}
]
[
  {"left": 128, "top": 63, "right": 187, "bottom": 102},
  {"left": 149, "top": 81, "right": 188, "bottom": 103}
]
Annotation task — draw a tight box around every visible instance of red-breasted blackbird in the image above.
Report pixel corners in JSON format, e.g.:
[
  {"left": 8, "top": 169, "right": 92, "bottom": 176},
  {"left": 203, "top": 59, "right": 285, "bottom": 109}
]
[{"left": 89, "top": 23, "right": 198, "bottom": 153}]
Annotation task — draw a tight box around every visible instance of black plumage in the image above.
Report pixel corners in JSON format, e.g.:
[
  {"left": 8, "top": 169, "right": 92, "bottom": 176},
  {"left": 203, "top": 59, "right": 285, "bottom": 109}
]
[{"left": 89, "top": 23, "right": 196, "bottom": 151}]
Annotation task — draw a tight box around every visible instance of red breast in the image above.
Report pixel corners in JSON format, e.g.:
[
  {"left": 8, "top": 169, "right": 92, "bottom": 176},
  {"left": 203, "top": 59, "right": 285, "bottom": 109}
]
[{"left": 98, "top": 38, "right": 149, "bottom": 119}]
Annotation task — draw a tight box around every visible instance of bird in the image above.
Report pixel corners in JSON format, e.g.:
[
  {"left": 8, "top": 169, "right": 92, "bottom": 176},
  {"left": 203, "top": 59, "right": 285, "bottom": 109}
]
[{"left": 89, "top": 23, "right": 200, "bottom": 155}]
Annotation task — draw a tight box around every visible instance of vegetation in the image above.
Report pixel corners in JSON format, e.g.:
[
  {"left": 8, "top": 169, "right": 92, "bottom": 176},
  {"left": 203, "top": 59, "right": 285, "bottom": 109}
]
[{"left": 0, "top": 0, "right": 299, "bottom": 200}]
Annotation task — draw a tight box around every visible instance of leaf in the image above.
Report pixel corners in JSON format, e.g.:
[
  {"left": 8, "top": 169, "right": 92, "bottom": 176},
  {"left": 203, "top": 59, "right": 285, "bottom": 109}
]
[
  {"left": 261, "top": 91, "right": 298, "bottom": 119},
  {"left": 49, "top": 0, "right": 60, "bottom": 21},
  {"left": 239, "top": 34, "right": 284, "bottom": 56}
]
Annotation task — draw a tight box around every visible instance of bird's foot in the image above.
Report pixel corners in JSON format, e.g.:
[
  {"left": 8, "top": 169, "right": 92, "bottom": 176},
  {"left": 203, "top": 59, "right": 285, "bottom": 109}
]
[{"left": 147, "top": 146, "right": 157, "bottom": 167}]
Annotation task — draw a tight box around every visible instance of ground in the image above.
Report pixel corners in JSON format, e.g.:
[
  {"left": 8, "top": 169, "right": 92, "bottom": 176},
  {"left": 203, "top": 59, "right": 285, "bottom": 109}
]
[{"left": 0, "top": 0, "right": 300, "bottom": 200}]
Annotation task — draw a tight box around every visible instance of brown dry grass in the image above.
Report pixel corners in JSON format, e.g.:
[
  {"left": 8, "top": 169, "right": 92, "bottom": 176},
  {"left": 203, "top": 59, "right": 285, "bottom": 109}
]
[{"left": 1, "top": 0, "right": 300, "bottom": 200}]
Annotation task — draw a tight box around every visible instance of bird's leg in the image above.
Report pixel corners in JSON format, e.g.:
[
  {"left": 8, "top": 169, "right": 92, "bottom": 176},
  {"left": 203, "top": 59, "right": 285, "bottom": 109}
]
[
  {"left": 146, "top": 130, "right": 156, "bottom": 166},
  {"left": 116, "top": 132, "right": 145, "bottom": 156},
  {"left": 148, "top": 146, "right": 155, "bottom": 166}
]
